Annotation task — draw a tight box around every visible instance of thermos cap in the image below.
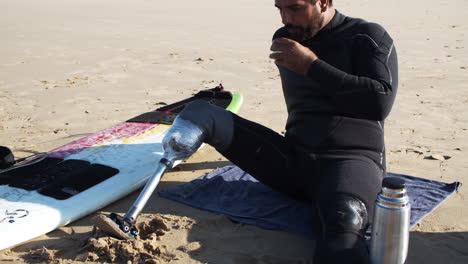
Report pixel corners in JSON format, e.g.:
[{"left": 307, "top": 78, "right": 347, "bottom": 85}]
[{"left": 383, "top": 177, "right": 406, "bottom": 190}]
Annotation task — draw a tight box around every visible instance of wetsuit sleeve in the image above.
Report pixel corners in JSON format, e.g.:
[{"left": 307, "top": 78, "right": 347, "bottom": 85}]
[{"left": 306, "top": 25, "right": 398, "bottom": 121}]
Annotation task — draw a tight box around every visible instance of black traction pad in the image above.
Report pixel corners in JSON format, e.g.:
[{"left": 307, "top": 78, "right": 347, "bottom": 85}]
[
  {"left": 127, "top": 85, "right": 233, "bottom": 124},
  {"left": 127, "top": 112, "right": 178, "bottom": 125},
  {"left": 0, "top": 157, "right": 119, "bottom": 200}
]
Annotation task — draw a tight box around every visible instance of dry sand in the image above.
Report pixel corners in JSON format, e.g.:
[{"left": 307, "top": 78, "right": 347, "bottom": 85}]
[{"left": 1, "top": 0, "right": 467, "bottom": 263}]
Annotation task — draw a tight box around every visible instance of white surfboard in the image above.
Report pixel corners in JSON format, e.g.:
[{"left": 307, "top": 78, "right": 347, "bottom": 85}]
[{"left": 0, "top": 87, "right": 243, "bottom": 250}]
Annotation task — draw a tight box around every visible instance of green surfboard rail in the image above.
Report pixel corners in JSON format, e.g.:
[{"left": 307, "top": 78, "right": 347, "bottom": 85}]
[{"left": 226, "top": 92, "right": 243, "bottom": 114}]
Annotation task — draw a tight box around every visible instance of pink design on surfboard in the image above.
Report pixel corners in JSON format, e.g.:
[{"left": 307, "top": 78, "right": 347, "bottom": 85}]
[{"left": 48, "top": 122, "right": 158, "bottom": 159}]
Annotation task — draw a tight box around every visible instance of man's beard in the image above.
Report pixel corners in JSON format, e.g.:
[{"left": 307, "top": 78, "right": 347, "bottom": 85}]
[{"left": 285, "top": 19, "right": 321, "bottom": 42}]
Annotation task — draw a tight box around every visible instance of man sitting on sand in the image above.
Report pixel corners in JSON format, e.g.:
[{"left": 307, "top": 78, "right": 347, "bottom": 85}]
[{"left": 172, "top": 0, "right": 398, "bottom": 262}]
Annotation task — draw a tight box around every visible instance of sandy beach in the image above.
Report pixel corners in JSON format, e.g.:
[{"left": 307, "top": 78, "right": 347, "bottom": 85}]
[{"left": 1, "top": 0, "right": 467, "bottom": 263}]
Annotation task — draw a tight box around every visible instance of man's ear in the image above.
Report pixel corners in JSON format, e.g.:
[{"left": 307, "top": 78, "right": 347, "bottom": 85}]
[{"left": 319, "top": 0, "right": 329, "bottom": 12}]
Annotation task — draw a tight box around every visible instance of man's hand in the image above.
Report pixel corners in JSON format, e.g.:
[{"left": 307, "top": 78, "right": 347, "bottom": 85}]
[{"left": 270, "top": 38, "right": 318, "bottom": 75}]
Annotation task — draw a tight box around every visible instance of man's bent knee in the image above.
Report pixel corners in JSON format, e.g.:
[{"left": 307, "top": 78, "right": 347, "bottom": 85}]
[
  {"left": 319, "top": 194, "right": 369, "bottom": 236},
  {"left": 315, "top": 194, "right": 370, "bottom": 263}
]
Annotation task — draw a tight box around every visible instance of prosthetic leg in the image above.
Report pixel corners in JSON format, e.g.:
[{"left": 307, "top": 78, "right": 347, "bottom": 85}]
[{"left": 94, "top": 100, "right": 234, "bottom": 240}]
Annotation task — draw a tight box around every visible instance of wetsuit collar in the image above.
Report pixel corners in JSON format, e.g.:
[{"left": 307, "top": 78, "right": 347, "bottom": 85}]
[{"left": 311, "top": 9, "right": 345, "bottom": 40}]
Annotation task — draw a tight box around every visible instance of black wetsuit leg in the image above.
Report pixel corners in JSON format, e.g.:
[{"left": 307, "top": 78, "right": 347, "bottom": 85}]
[
  {"left": 312, "top": 155, "right": 384, "bottom": 264},
  {"left": 176, "top": 100, "right": 314, "bottom": 200},
  {"left": 218, "top": 114, "right": 311, "bottom": 200}
]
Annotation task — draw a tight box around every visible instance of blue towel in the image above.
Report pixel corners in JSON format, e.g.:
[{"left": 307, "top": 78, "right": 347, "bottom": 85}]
[{"left": 158, "top": 165, "right": 461, "bottom": 239}]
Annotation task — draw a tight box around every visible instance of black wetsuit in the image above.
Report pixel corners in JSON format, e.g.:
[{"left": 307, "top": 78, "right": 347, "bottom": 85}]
[
  {"left": 275, "top": 9, "right": 398, "bottom": 208},
  {"left": 178, "top": 10, "right": 398, "bottom": 263}
]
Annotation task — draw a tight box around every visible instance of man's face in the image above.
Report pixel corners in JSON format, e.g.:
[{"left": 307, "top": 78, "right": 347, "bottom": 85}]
[{"left": 275, "top": 0, "right": 323, "bottom": 41}]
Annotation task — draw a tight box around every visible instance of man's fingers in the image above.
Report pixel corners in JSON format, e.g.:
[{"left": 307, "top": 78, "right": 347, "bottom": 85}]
[
  {"left": 271, "top": 38, "right": 295, "bottom": 52},
  {"left": 271, "top": 42, "right": 288, "bottom": 52},
  {"left": 270, "top": 42, "right": 283, "bottom": 52},
  {"left": 269, "top": 51, "right": 283, "bottom": 59},
  {"left": 274, "top": 58, "right": 285, "bottom": 67},
  {"left": 268, "top": 50, "right": 284, "bottom": 65},
  {"left": 274, "top": 37, "right": 295, "bottom": 44}
]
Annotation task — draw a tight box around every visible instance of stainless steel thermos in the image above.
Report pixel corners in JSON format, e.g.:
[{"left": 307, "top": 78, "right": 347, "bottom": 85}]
[{"left": 370, "top": 177, "right": 411, "bottom": 264}]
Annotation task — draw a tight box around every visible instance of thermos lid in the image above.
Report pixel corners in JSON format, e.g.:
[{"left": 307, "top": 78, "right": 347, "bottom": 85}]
[{"left": 382, "top": 177, "right": 406, "bottom": 190}]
